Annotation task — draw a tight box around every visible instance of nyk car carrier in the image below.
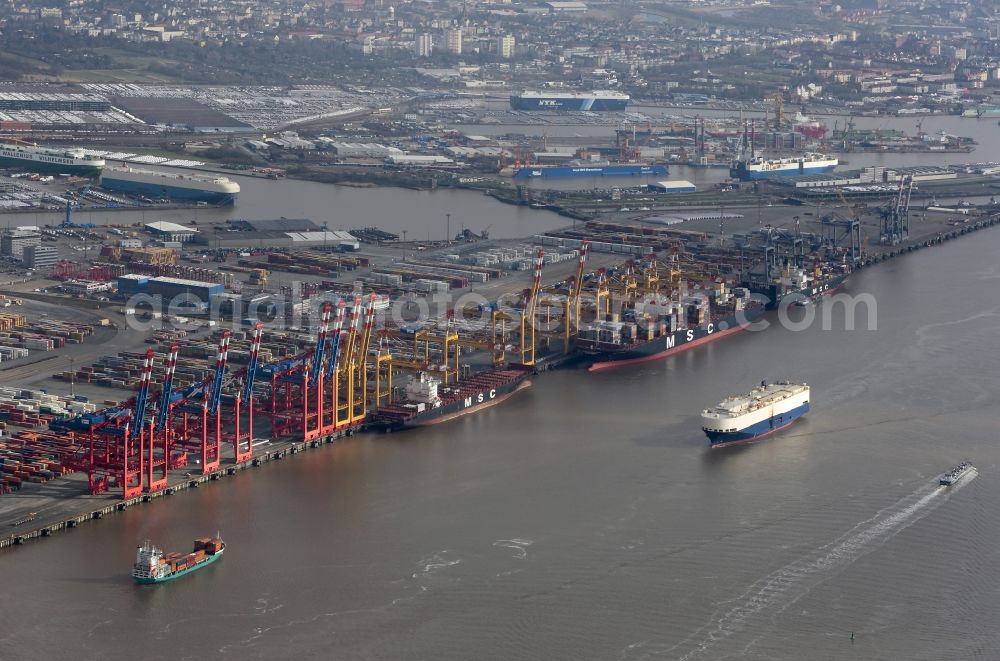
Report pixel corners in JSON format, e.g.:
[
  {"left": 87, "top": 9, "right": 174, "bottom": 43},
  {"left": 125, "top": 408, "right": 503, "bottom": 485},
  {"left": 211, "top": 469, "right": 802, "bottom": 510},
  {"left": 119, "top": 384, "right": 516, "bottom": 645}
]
[
  {"left": 370, "top": 368, "right": 533, "bottom": 430},
  {"left": 510, "top": 90, "right": 630, "bottom": 112}
]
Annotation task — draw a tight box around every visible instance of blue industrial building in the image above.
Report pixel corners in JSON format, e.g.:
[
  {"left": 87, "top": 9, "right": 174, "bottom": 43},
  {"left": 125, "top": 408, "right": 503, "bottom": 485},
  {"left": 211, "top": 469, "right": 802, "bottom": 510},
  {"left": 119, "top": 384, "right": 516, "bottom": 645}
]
[{"left": 117, "top": 274, "right": 224, "bottom": 309}]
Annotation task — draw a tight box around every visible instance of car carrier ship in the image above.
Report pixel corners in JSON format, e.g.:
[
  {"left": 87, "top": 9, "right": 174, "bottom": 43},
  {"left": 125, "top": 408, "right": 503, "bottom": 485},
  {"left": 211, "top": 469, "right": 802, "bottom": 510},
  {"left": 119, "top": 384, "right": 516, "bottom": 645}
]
[
  {"left": 132, "top": 535, "right": 225, "bottom": 584},
  {"left": 510, "top": 90, "right": 629, "bottom": 111},
  {"left": 0, "top": 142, "right": 105, "bottom": 175},
  {"left": 100, "top": 166, "right": 240, "bottom": 205},
  {"left": 729, "top": 152, "right": 837, "bottom": 180},
  {"left": 701, "top": 381, "right": 810, "bottom": 447},
  {"left": 370, "top": 368, "right": 532, "bottom": 430},
  {"left": 577, "top": 266, "right": 849, "bottom": 370}
]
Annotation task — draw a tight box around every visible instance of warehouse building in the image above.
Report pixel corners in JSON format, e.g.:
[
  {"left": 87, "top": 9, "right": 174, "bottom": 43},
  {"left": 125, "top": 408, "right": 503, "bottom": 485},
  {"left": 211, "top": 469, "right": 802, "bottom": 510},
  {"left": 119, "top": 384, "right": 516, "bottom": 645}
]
[
  {"left": 386, "top": 154, "right": 455, "bottom": 166},
  {"left": 144, "top": 221, "right": 198, "bottom": 243},
  {"left": 1, "top": 230, "right": 41, "bottom": 259},
  {"left": 117, "top": 274, "right": 224, "bottom": 310},
  {"left": 649, "top": 180, "right": 697, "bottom": 193},
  {"left": 193, "top": 228, "right": 360, "bottom": 251},
  {"left": 317, "top": 140, "right": 404, "bottom": 159},
  {"left": 22, "top": 245, "right": 59, "bottom": 269}
]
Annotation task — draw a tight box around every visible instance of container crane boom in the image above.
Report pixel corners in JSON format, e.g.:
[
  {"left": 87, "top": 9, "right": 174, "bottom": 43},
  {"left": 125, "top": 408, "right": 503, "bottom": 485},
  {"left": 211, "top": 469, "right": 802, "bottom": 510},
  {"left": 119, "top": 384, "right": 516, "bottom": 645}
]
[
  {"left": 154, "top": 344, "right": 179, "bottom": 432},
  {"left": 128, "top": 349, "right": 156, "bottom": 441},
  {"left": 309, "top": 302, "right": 333, "bottom": 384},
  {"left": 206, "top": 330, "right": 231, "bottom": 413},
  {"left": 325, "top": 301, "right": 347, "bottom": 379},
  {"left": 357, "top": 294, "right": 378, "bottom": 364},
  {"left": 241, "top": 323, "right": 264, "bottom": 404}
]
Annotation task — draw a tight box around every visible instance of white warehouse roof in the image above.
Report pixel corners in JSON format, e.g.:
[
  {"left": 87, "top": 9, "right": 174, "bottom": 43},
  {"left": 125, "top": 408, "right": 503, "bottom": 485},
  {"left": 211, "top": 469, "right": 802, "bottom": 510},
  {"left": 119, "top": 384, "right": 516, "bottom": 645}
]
[{"left": 145, "top": 220, "right": 198, "bottom": 233}]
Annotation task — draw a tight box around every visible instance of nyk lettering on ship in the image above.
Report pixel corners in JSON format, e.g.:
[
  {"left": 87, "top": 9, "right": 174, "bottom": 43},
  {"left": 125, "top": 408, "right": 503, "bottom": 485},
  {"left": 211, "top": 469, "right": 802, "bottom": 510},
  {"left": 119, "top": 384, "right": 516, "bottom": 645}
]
[{"left": 464, "top": 389, "right": 497, "bottom": 408}]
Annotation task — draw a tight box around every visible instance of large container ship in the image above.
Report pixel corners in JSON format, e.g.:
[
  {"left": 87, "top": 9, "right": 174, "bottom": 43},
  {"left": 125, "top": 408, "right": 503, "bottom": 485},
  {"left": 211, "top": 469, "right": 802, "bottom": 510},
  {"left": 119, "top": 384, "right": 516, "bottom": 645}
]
[
  {"left": 0, "top": 143, "right": 105, "bottom": 175},
  {"left": 729, "top": 152, "right": 837, "bottom": 180},
  {"left": 100, "top": 166, "right": 240, "bottom": 205},
  {"left": 132, "top": 535, "right": 225, "bottom": 584},
  {"left": 743, "top": 264, "right": 849, "bottom": 310},
  {"left": 701, "top": 381, "right": 810, "bottom": 447},
  {"left": 370, "top": 368, "right": 532, "bottom": 430},
  {"left": 577, "top": 282, "right": 765, "bottom": 371},
  {"left": 510, "top": 91, "right": 629, "bottom": 111},
  {"left": 511, "top": 163, "right": 668, "bottom": 179},
  {"left": 578, "top": 266, "right": 849, "bottom": 371}
]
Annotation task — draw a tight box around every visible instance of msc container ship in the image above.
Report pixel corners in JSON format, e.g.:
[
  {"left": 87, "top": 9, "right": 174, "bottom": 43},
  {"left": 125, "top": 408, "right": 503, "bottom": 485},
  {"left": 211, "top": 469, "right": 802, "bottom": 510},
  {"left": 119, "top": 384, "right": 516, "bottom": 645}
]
[
  {"left": 511, "top": 163, "right": 668, "bottom": 179},
  {"left": 578, "top": 266, "right": 849, "bottom": 371},
  {"left": 730, "top": 152, "right": 838, "bottom": 180},
  {"left": 100, "top": 166, "right": 240, "bottom": 205},
  {"left": 510, "top": 90, "right": 630, "bottom": 111},
  {"left": 701, "top": 381, "right": 810, "bottom": 447},
  {"left": 0, "top": 142, "right": 105, "bottom": 176},
  {"left": 370, "top": 368, "right": 532, "bottom": 430},
  {"left": 132, "top": 535, "right": 225, "bottom": 584},
  {"left": 577, "top": 282, "right": 765, "bottom": 371}
]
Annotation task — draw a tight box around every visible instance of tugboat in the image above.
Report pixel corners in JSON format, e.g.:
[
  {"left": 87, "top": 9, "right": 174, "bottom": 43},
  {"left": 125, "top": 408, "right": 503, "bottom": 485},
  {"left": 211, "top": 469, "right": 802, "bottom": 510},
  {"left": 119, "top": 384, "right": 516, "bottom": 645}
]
[
  {"left": 939, "top": 462, "right": 974, "bottom": 486},
  {"left": 133, "top": 534, "right": 225, "bottom": 584}
]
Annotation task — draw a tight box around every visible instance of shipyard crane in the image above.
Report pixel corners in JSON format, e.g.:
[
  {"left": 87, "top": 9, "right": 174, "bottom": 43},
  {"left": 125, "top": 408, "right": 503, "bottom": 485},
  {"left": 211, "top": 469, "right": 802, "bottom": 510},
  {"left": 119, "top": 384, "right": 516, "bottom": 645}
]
[{"left": 769, "top": 92, "right": 785, "bottom": 130}]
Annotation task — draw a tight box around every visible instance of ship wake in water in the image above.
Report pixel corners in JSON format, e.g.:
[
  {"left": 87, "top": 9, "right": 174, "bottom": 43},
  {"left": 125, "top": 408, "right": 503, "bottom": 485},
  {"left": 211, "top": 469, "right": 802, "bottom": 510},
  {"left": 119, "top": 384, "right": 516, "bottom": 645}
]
[{"left": 626, "top": 475, "right": 973, "bottom": 660}]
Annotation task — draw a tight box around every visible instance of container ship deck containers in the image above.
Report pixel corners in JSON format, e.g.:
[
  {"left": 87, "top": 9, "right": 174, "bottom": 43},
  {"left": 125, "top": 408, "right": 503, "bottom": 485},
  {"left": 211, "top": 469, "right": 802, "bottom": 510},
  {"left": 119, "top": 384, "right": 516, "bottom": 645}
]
[
  {"left": 371, "top": 368, "right": 533, "bottom": 430},
  {"left": 577, "top": 283, "right": 765, "bottom": 370}
]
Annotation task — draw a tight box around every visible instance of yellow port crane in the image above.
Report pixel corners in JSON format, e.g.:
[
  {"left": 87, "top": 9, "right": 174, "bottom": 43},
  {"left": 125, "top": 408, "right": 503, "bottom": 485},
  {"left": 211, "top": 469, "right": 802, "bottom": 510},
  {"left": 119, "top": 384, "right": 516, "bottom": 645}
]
[
  {"left": 519, "top": 249, "right": 545, "bottom": 366},
  {"left": 563, "top": 240, "right": 589, "bottom": 352}
]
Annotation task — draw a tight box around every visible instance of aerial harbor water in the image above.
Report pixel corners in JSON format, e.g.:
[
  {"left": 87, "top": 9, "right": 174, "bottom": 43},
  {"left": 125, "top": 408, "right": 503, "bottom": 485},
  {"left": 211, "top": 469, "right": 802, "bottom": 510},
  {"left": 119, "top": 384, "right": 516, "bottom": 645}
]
[{"left": 1, "top": 185, "right": 998, "bottom": 659}]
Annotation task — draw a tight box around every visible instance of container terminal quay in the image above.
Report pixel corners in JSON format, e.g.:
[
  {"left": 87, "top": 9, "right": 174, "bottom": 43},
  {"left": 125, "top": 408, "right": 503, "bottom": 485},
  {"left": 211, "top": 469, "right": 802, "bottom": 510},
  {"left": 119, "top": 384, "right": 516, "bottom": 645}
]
[{"left": 0, "top": 186, "right": 999, "bottom": 549}]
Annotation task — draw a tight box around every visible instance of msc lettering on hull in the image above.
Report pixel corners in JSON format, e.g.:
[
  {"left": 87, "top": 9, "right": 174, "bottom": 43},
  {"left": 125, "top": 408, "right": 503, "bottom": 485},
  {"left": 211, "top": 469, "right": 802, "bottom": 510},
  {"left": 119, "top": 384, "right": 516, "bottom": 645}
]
[
  {"left": 464, "top": 389, "right": 497, "bottom": 408},
  {"left": 685, "top": 323, "right": 715, "bottom": 342}
]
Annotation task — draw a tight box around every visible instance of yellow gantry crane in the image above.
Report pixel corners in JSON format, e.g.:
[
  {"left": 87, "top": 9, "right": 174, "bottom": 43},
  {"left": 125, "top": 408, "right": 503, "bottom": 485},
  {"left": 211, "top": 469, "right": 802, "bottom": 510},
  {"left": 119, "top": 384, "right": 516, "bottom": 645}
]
[
  {"left": 518, "top": 248, "right": 545, "bottom": 366},
  {"left": 639, "top": 252, "right": 660, "bottom": 294},
  {"left": 413, "top": 316, "right": 460, "bottom": 384},
  {"left": 563, "top": 240, "right": 589, "bottom": 352}
]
